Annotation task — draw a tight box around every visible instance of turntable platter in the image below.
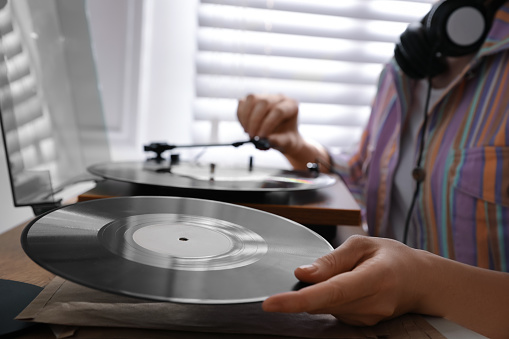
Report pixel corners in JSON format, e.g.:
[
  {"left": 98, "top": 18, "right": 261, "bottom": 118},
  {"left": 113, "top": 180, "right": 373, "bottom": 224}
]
[{"left": 88, "top": 161, "right": 336, "bottom": 192}]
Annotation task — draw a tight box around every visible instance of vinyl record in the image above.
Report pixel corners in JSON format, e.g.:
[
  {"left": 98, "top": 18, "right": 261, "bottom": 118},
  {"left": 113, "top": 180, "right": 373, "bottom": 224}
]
[
  {"left": 88, "top": 161, "right": 336, "bottom": 192},
  {"left": 22, "top": 196, "right": 333, "bottom": 303}
]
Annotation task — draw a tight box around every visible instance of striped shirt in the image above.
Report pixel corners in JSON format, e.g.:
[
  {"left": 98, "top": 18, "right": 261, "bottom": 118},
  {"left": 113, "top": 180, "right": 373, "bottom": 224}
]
[{"left": 336, "top": 3, "right": 509, "bottom": 271}]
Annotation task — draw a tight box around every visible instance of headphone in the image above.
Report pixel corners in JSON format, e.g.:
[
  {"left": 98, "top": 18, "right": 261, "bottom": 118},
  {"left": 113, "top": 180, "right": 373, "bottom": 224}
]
[{"left": 395, "top": 0, "right": 505, "bottom": 79}]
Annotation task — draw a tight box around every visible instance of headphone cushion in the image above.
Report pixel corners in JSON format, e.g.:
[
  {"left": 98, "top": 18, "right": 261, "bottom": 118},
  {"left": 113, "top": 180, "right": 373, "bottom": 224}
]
[
  {"left": 427, "top": 0, "right": 488, "bottom": 56},
  {"left": 394, "top": 22, "right": 447, "bottom": 79}
]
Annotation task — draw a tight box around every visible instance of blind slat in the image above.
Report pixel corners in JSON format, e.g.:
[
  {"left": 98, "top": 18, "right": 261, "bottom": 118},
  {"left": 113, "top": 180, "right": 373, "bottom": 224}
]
[
  {"left": 196, "top": 75, "right": 377, "bottom": 105},
  {"left": 5, "top": 116, "right": 52, "bottom": 154},
  {"left": 1, "top": 96, "right": 43, "bottom": 132},
  {"left": 0, "top": 31, "right": 22, "bottom": 59},
  {"left": 198, "top": 28, "right": 395, "bottom": 63},
  {"left": 197, "top": 52, "right": 383, "bottom": 84},
  {"left": 299, "top": 124, "right": 364, "bottom": 148},
  {"left": 199, "top": 4, "right": 409, "bottom": 43},
  {"left": 201, "top": 0, "right": 432, "bottom": 23},
  {"left": 193, "top": 98, "right": 370, "bottom": 127}
]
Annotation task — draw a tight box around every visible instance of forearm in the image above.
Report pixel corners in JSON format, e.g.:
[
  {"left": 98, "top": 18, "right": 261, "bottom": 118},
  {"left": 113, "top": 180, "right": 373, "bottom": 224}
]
[{"left": 414, "top": 250, "right": 509, "bottom": 339}]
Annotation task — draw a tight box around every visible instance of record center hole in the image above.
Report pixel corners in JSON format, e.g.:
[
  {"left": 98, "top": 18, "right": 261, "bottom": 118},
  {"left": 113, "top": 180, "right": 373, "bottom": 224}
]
[{"left": 179, "top": 237, "right": 189, "bottom": 242}]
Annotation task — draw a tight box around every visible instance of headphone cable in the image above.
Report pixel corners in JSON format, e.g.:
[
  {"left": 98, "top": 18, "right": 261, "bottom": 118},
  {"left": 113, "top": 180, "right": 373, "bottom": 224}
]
[{"left": 402, "top": 75, "right": 433, "bottom": 245}]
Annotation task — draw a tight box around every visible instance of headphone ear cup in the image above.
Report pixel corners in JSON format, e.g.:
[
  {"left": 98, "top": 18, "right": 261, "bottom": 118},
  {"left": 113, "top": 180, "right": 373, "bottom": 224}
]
[
  {"left": 394, "top": 22, "right": 447, "bottom": 79},
  {"left": 427, "top": 0, "right": 488, "bottom": 56}
]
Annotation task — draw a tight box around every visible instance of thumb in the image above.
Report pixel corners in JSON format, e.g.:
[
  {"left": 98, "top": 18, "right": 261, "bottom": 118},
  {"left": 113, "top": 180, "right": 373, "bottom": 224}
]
[
  {"left": 294, "top": 253, "right": 340, "bottom": 284},
  {"left": 295, "top": 235, "right": 375, "bottom": 283}
]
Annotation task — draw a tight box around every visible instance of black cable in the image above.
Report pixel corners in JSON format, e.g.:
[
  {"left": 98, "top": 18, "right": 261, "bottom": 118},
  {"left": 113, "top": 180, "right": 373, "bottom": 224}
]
[{"left": 402, "top": 76, "right": 433, "bottom": 245}]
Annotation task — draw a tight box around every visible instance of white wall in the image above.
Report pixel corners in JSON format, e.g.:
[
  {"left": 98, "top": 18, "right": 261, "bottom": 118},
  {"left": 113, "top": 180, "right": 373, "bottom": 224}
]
[
  {"left": 86, "top": 0, "right": 143, "bottom": 159},
  {"left": 136, "top": 0, "right": 197, "bottom": 152},
  {"left": 87, "top": 0, "right": 197, "bottom": 161}
]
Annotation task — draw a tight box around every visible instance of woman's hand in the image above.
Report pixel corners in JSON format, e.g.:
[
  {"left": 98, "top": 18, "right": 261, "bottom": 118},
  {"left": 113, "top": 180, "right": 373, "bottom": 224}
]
[
  {"left": 262, "top": 236, "right": 427, "bottom": 326},
  {"left": 237, "top": 94, "right": 302, "bottom": 155},
  {"left": 262, "top": 235, "right": 509, "bottom": 339},
  {"left": 237, "top": 94, "right": 329, "bottom": 170}
]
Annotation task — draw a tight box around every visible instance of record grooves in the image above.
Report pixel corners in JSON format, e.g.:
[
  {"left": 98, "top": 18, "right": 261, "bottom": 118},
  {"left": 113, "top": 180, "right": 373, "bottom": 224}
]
[{"left": 22, "top": 196, "right": 333, "bottom": 304}]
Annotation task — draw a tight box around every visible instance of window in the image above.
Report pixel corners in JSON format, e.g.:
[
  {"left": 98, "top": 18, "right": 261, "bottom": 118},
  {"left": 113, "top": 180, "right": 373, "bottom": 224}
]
[{"left": 193, "top": 0, "right": 433, "bottom": 167}]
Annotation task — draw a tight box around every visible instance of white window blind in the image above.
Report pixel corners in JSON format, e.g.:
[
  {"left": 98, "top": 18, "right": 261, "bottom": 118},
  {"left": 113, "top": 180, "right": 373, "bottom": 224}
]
[{"left": 193, "top": 0, "right": 433, "bottom": 166}]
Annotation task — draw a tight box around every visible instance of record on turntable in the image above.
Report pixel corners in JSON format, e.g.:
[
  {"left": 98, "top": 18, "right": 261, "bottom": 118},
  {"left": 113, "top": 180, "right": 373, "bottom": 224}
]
[
  {"left": 22, "top": 196, "right": 333, "bottom": 303},
  {"left": 88, "top": 161, "right": 337, "bottom": 192}
]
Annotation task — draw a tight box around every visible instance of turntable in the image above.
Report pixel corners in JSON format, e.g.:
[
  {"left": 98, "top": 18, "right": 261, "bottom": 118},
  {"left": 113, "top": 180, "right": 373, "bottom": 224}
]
[
  {"left": 16, "top": 138, "right": 348, "bottom": 306},
  {"left": 89, "top": 139, "right": 337, "bottom": 193},
  {"left": 82, "top": 140, "right": 361, "bottom": 228}
]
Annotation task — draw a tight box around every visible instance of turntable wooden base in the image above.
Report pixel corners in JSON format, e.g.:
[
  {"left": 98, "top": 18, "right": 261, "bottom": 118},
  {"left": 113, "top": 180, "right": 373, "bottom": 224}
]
[{"left": 78, "top": 178, "right": 361, "bottom": 227}]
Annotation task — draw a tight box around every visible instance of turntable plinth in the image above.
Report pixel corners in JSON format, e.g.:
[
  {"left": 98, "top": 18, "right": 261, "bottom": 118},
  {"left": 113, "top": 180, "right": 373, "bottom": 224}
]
[{"left": 79, "top": 179, "right": 361, "bottom": 227}]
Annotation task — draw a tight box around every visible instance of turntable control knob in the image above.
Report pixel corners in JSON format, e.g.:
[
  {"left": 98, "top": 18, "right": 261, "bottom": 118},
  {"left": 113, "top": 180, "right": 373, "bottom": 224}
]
[
  {"left": 170, "top": 153, "right": 180, "bottom": 165},
  {"left": 209, "top": 163, "right": 216, "bottom": 181},
  {"left": 306, "top": 162, "right": 320, "bottom": 177}
]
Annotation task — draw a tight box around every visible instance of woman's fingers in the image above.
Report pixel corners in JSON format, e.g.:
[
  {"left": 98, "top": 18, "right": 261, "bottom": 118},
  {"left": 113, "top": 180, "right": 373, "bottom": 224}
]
[
  {"left": 237, "top": 94, "right": 296, "bottom": 138},
  {"left": 256, "top": 97, "right": 298, "bottom": 138},
  {"left": 295, "top": 235, "right": 378, "bottom": 284},
  {"left": 263, "top": 267, "right": 377, "bottom": 314},
  {"left": 262, "top": 236, "right": 419, "bottom": 327}
]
